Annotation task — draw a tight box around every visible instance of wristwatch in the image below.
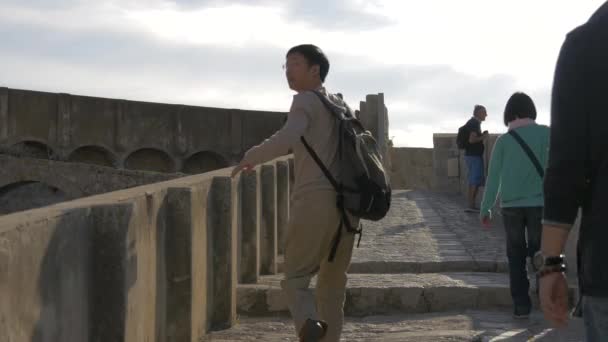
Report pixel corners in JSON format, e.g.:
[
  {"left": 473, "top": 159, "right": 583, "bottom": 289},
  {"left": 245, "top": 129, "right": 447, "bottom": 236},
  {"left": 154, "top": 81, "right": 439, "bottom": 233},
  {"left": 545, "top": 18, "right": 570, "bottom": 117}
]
[{"left": 533, "top": 251, "right": 565, "bottom": 271}]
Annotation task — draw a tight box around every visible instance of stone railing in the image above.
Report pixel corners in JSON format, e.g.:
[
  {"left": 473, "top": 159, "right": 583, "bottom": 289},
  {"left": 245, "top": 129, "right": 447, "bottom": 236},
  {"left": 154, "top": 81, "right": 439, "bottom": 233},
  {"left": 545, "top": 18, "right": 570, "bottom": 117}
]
[{"left": 0, "top": 155, "right": 293, "bottom": 341}]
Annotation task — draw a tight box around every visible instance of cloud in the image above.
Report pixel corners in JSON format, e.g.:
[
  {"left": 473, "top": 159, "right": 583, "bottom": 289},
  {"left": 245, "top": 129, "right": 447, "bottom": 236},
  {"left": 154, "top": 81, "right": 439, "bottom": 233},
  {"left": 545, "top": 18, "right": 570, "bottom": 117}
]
[
  {"left": 7, "top": 0, "right": 392, "bottom": 32},
  {"left": 0, "top": 13, "right": 293, "bottom": 109},
  {"left": 326, "top": 57, "right": 553, "bottom": 146},
  {"left": 284, "top": 0, "right": 394, "bottom": 30},
  {"left": 0, "top": 0, "right": 555, "bottom": 148},
  {"left": 167, "top": 0, "right": 394, "bottom": 30}
]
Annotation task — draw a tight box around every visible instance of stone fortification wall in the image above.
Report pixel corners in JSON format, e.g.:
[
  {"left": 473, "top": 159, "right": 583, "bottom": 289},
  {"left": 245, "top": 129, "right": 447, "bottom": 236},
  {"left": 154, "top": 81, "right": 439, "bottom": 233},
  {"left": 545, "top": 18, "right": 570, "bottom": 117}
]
[{"left": 0, "top": 87, "right": 286, "bottom": 174}]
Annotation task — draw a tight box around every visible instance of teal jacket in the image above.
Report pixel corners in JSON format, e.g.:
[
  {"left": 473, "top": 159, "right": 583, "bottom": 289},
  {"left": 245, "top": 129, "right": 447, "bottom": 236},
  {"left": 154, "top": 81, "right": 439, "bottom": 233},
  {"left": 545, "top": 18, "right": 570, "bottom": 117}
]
[{"left": 480, "top": 123, "right": 550, "bottom": 218}]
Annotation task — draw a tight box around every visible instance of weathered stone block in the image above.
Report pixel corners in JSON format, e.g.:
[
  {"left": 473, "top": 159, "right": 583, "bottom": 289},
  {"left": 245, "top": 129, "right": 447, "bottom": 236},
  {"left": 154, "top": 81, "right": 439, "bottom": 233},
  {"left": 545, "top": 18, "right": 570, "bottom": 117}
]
[
  {"left": 164, "top": 186, "right": 208, "bottom": 342},
  {"left": 207, "top": 177, "right": 236, "bottom": 330},
  {"left": 88, "top": 203, "right": 136, "bottom": 342},
  {"left": 447, "top": 158, "right": 460, "bottom": 177},
  {"left": 238, "top": 171, "right": 261, "bottom": 284},
  {"left": 0, "top": 208, "right": 91, "bottom": 342},
  {"left": 260, "top": 165, "right": 277, "bottom": 275},
  {"left": 288, "top": 158, "right": 294, "bottom": 197},
  {"left": 276, "top": 161, "right": 289, "bottom": 255}
]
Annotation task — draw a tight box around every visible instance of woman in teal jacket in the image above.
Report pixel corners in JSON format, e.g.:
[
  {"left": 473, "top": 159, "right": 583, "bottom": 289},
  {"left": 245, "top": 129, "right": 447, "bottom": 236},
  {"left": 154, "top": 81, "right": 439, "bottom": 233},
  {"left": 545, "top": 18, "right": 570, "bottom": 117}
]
[{"left": 480, "top": 92, "right": 550, "bottom": 318}]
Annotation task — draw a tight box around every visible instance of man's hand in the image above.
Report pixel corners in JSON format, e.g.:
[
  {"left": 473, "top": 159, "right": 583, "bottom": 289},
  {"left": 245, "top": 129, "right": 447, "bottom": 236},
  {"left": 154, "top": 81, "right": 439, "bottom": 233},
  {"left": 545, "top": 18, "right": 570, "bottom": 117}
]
[
  {"left": 540, "top": 271, "right": 569, "bottom": 327},
  {"left": 231, "top": 161, "right": 253, "bottom": 178}
]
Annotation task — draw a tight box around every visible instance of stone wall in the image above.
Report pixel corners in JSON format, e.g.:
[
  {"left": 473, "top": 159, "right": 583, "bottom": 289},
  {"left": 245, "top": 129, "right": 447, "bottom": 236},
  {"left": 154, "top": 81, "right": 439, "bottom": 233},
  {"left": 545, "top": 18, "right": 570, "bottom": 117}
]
[
  {"left": 432, "top": 133, "right": 499, "bottom": 198},
  {"left": 0, "top": 155, "right": 292, "bottom": 342},
  {"left": 390, "top": 147, "right": 434, "bottom": 190},
  {"left": 0, "top": 87, "right": 286, "bottom": 173},
  {"left": 0, "top": 154, "right": 182, "bottom": 215}
]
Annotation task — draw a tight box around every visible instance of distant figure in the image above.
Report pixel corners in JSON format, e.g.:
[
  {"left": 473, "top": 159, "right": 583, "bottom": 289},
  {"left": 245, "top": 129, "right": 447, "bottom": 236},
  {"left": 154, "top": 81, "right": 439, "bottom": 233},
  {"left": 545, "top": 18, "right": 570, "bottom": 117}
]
[
  {"left": 457, "top": 105, "right": 488, "bottom": 212},
  {"left": 480, "top": 92, "right": 550, "bottom": 318},
  {"left": 539, "top": 3, "right": 608, "bottom": 340},
  {"left": 232, "top": 44, "right": 357, "bottom": 342}
]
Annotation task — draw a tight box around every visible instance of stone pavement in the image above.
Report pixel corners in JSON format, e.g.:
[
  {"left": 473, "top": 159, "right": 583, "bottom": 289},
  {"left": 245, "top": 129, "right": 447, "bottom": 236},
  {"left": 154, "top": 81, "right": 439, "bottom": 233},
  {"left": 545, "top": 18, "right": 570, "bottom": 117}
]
[
  {"left": 349, "top": 190, "right": 508, "bottom": 273},
  {"left": 216, "top": 190, "right": 585, "bottom": 341},
  {"left": 206, "top": 311, "right": 585, "bottom": 341}
]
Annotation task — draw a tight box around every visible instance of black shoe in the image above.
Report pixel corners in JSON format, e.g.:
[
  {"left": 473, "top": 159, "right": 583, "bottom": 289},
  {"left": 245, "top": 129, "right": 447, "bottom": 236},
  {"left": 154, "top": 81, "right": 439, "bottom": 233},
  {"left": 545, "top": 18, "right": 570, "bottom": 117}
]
[
  {"left": 299, "top": 319, "right": 328, "bottom": 342},
  {"left": 513, "top": 306, "right": 531, "bottom": 319}
]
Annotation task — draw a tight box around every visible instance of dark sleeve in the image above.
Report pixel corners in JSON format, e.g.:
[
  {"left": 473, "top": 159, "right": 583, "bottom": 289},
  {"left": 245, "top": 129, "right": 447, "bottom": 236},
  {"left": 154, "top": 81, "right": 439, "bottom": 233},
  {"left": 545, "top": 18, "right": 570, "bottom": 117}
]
[
  {"left": 543, "top": 30, "right": 589, "bottom": 226},
  {"left": 473, "top": 120, "right": 481, "bottom": 135},
  {"left": 466, "top": 119, "right": 480, "bottom": 136}
]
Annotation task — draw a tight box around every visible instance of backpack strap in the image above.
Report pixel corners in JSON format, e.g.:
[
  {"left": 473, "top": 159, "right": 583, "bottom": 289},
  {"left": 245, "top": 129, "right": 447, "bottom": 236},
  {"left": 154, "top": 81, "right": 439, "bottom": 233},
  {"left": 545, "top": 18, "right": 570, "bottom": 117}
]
[
  {"left": 300, "top": 137, "right": 340, "bottom": 191},
  {"left": 311, "top": 90, "right": 347, "bottom": 119},
  {"left": 328, "top": 197, "right": 362, "bottom": 262},
  {"left": 301, "top": 91, "right": 364, "bottom": 262},
  {"left": 508, "top": 130, "right": 544, "bottom": 178},
  {"left": 303, "top": 136, "right": 362, "bottom": 261}
]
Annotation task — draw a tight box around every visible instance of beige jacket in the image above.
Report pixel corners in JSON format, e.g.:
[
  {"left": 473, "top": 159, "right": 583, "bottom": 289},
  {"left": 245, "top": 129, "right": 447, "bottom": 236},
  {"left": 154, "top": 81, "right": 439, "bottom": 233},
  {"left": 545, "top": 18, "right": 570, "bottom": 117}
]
[{"left": 242, "top": 87, "right": 341, "bottom": 198}]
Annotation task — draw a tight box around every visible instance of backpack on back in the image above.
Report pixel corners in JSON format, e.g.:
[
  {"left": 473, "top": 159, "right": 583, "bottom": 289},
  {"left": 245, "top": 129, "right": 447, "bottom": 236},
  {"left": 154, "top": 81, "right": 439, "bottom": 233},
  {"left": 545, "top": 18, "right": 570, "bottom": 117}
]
[
  {"left": 456, "top": 124, "right": 470, "bottom": 149},
  {"left": 301, "top": 91, "right": 392, "bottom": 261}
]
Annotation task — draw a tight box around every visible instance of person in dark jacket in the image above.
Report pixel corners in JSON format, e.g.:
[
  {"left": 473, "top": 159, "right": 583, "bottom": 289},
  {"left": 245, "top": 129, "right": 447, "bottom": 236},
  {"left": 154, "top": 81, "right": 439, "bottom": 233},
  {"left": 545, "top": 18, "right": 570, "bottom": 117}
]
[{"left": 538, "top": 3, "right": 608, "bottom": 341}]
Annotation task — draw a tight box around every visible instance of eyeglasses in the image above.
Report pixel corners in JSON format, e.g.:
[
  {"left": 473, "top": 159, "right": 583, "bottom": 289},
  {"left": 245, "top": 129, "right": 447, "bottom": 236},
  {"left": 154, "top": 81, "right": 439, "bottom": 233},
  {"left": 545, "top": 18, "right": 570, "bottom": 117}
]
[{"left": 282, "top": 61, "right": 304, "bottom": 71}]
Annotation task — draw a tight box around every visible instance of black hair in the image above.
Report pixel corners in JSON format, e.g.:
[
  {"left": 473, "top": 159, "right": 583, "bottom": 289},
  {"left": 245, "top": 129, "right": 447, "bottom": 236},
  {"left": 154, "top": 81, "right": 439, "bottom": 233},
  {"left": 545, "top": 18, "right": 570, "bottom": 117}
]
[
  {"left": 503, "top": 92, "right": 537, "bottom": 126},
  {"left": 286, "top": 44, "right": 330, "bottom": 82}
]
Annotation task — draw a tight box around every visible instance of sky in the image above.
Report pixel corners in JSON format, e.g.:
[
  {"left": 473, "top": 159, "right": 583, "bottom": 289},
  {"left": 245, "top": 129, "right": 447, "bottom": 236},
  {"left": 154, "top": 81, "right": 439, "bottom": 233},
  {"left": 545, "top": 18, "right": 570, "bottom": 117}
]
[{"left": 1, "top": 0, "right": 605, "bottom": 147}]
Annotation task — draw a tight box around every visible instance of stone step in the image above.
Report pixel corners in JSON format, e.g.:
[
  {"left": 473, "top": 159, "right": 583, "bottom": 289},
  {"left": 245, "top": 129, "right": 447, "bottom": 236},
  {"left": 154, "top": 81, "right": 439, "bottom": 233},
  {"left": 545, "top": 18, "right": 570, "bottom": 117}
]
[
  {"left": 238, "top": 273, "right": 577, "bottom": 317},
  {"left": 347, "top": 259, "right": 509, "bottom": 274},
  {"left": 277, "top": 258, "right": 509, "bottom": 274},
  {"left": 209, "top": 310, "right": 586, "bottom": 341}
]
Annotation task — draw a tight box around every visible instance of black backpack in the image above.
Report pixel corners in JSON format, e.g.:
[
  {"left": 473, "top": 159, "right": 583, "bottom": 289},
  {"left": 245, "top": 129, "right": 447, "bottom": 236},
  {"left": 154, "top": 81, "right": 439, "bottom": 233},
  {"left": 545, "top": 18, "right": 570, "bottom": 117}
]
[
  {"left": 456, "top": 124, "right": 469, "bottom": 149},
  {"left": 301, "top": 91, "right": 391, "bottom": 261}
]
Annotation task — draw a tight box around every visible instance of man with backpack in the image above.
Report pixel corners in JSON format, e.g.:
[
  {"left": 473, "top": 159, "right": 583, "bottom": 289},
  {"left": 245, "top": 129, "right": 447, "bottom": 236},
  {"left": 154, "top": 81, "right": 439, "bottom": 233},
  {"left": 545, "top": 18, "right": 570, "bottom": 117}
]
[
  {"left": 232, "top": 44, "right": 390, "bottom": 342},
  {"left": 457, "top": 105, "right": 489, "bottom": 212}
]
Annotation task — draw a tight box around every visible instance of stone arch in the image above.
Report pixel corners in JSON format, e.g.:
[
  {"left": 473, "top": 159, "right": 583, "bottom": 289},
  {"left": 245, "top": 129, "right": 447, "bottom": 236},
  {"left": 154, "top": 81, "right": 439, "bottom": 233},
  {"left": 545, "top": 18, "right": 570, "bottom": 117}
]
[
  {"left": 68, "top": 145, "right": 117, "bottom": 167},
  {"left": 10, "top": 140, "right": 55, "bottom": 159},
  {"left": 182, "top": 151, "right": 229, "bottom": 174},
  {"left": 0, "top": 181, "right": 70, "bottom": 215},
  {"left": 124, "top": 148, "right": 175, "bottom": 173}
]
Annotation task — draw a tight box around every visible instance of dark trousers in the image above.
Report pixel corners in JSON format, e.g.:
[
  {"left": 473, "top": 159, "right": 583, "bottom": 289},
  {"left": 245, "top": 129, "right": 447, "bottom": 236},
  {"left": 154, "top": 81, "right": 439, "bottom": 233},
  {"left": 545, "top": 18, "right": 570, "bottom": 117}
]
[{"left": 501, "top": 206, "right": 543, "bottom": 308}]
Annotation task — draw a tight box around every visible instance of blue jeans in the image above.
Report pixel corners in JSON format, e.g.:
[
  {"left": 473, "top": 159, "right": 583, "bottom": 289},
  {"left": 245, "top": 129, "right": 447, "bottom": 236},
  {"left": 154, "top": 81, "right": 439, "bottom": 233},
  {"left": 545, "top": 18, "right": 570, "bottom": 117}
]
[
  {"left": 464, "top": 155, "right": 484, "bottom": 186},
  {"left": 501, "top": 207, "right": 542, "bottom": 308},
  {"left": 583, "top": 296, "right": 608, "bottom": 341}
]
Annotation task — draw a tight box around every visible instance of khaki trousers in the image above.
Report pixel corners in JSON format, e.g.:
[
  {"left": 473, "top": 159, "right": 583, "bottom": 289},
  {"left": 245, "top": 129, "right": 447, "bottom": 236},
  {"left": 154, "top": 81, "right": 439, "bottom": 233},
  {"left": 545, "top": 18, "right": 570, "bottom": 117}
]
[{"left": 281, "top": 190, "right": 355, "bottom": 342}]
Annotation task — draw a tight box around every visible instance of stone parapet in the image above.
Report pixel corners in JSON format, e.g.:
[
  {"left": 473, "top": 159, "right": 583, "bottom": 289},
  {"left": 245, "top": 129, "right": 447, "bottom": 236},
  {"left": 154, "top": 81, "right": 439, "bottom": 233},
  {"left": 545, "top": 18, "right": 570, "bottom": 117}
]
[{"left": 0, "top": 154, "right": 293, "bottom": 341}]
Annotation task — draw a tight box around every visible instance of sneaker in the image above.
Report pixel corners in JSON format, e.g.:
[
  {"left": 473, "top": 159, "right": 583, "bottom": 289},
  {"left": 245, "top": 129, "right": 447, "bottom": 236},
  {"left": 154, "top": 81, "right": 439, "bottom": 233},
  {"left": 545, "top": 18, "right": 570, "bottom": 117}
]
[
  {"left": 464, "top": 207, "right": 480, "bottom": 213},
  {"left": 513, "top": 306, "right": 531, "bottom": 319},
  {"left": 299, "top": 319, "right": 328, "bottom": 342}
]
